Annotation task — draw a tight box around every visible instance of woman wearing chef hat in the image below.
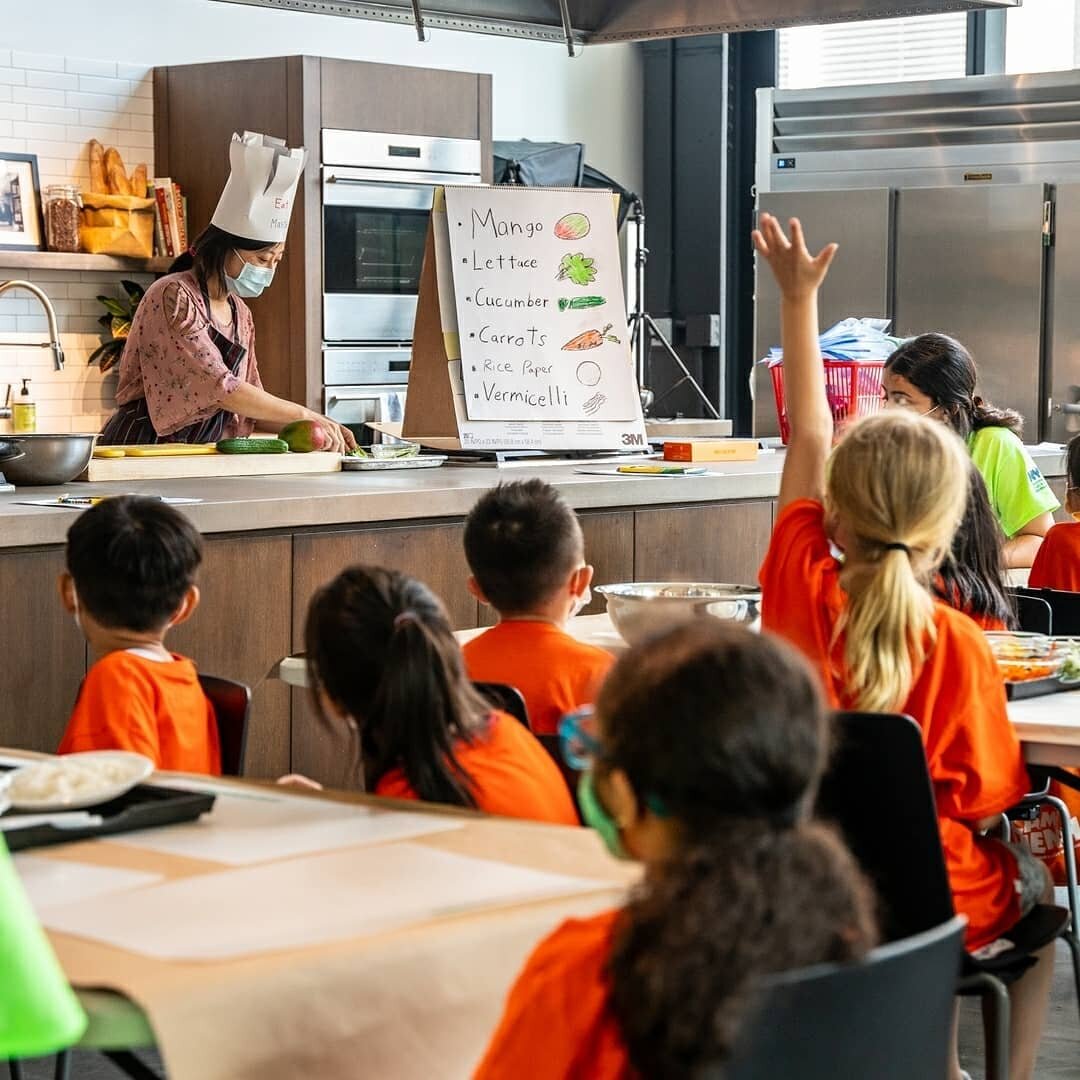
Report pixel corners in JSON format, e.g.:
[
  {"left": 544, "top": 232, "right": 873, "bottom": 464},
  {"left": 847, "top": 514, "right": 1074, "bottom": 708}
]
[{"left": 99, "top": 132, "right": 355, "bottom": 451}]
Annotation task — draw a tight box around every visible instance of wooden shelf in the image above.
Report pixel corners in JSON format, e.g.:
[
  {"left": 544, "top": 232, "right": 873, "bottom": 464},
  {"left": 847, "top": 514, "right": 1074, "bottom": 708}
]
[{"left": 0, "top": 251, "right": 172, "bottom": 274}]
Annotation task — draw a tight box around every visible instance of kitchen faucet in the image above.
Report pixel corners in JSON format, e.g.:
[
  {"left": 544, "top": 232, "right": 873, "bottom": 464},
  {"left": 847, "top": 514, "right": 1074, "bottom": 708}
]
[{"left": 0, "top": 280, "right": 65, "bottom": 371}]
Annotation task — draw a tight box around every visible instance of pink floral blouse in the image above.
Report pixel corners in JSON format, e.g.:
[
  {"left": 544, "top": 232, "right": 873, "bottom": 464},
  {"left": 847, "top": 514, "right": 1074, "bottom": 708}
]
[{"left": 113, "top": 270, "right": 262, "bottom": 438}]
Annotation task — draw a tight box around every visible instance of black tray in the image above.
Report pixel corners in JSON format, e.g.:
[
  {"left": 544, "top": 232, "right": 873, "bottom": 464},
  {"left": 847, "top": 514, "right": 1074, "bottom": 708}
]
[
  {"left": 0, "top": 769, "right": 215, "bottom": 852},
  {"left": 1006, "top": 677, "right": 1080, "bottom": 701}
]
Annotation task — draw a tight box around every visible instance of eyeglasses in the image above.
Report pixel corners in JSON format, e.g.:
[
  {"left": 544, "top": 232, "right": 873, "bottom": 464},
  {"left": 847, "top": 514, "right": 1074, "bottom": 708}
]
[{"left": 559, "top": 706, "right": 601, "bottom": 770}]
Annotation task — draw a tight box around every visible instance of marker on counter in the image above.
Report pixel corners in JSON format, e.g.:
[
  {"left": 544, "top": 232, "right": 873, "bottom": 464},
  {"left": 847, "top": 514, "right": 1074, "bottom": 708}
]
[
  {"left": 57, "top": 494, "right": 164, "bottom": 507},
  {"left": 615, "top": 464, "right": 707, "bottom": 476}
]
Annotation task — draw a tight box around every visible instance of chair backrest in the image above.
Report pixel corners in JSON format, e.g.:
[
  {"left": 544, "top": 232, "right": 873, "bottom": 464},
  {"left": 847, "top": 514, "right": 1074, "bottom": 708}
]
[
  {"left": 473, "top": 682, "right": 530, "bottom": 730},
  {"left": 1013, "top": 584, "right": 1080, "bottom": 636},
  {"left": 816, "top": 711, "right": 955, "bottom": 942},
  {"left": 198, "top": 674, "right": 251, "bottom": 777},
  {"left": 1007, "top": 587, "right": 1054, "bottom": 634},
  {"left": 721, "top": 916, "right": 964, "bottom": 1080}
]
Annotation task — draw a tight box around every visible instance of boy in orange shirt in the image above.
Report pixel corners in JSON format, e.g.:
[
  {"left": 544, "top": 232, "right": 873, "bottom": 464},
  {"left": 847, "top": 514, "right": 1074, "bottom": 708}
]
[
  {"left": 56, "top": 496, "right": 220, "bottom": 775},
  {"left": 1029, "top": 434, "right": 1080, "bottom": 591},
  {"left": 462, "top": 480, "right": 614, "bottom": 735}
]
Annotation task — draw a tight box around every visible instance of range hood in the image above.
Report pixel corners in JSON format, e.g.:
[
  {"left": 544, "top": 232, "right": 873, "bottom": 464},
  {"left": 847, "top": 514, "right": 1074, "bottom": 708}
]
[{"left": 215, "top": 1, "right": 1020, "bottom": 50}]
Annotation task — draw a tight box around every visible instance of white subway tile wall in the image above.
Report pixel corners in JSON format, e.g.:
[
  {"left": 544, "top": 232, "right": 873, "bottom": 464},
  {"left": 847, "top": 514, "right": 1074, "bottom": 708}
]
[{"left": 0, "top": 51, "right": 154, "bottom": 434}]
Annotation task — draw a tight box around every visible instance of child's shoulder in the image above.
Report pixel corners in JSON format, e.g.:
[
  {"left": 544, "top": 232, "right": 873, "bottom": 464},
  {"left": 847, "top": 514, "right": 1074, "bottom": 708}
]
[
  {"left": 929, "top": 601, "right": 997, "bottom": 666},
  {"left": 524, "top": 909, "right": 621, "bottom": 982},
  {"left": 88, "top": 649, "right": 195, "bottom": 682}
]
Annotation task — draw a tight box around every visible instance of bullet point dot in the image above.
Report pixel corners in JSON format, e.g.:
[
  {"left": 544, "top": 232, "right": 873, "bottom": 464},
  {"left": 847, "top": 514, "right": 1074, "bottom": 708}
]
[
  {"left": 457, "top": 222, "right": 463, "bottom": 226},
  {"left": 469, "top": 332, "right": 475, "bottom": 338},
  {"left": 473, "top": 394, "right": 479, "bottom": 399},
  {"left": 462, "top": 257, "right": 467, "bottom": 264}
]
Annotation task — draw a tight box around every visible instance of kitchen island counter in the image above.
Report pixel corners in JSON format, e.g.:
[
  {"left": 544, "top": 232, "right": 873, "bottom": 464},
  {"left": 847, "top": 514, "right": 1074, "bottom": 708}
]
[{"left": 2, "top": 445, "right": 1067, "bottom": 783}]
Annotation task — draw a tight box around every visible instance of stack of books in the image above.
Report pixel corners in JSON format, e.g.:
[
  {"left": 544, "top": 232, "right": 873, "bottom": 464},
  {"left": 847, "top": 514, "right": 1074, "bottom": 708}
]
[{"left": 151, "top": 178, "right": 189, "bottom": 258}]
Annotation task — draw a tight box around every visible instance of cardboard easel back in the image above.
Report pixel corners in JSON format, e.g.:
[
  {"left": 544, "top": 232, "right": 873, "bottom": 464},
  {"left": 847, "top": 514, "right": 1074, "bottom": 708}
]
[{"left": 402, "top": 221, "right": 458, "bottom": 441}]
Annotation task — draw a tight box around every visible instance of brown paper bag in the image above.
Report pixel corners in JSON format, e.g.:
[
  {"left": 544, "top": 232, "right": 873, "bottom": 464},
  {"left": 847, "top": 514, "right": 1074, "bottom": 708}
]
[{"left": 80, "top": 192, "right": 157, "bottom": 258}]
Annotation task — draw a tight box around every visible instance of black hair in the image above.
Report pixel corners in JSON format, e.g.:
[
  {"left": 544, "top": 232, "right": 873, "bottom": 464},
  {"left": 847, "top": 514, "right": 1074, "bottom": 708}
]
[
  {"left": 169, "top": 224, "right": 274, "bottom": 297},
  {"left": 934, "top": 464, "right": 1015, "bottom": 628},
  {"left": 1067, "top": 433, "right": 1080, "bottom": 495},
  {"left": 304, "top": 565, "right": 491, "bottom": 806},
  {"left": 599, "top": 621, "right": 877, "bottom": 1076},
  {"left": 885, "top": 333, "right": 1022, "bottom": 439},
  {"left": 464, "top": 480, "right": 583, "bottom": 615},
  {"left": 65, "top": 495, "right": 203, "bottom": 633}
]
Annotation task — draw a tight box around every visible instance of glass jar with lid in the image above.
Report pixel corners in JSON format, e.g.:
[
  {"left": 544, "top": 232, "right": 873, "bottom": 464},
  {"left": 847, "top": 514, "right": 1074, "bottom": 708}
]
[{"left": 43, "top": 184, "right": 83, "bottom": 253}]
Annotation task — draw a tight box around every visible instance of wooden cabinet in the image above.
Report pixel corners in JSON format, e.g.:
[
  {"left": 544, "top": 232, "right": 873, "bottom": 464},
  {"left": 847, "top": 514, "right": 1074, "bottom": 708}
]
[
  {"left": 634, "top": 501, "right": 773, "bottom": 584},
  {"left": 290, "top": 521, "right": 478, "bottom": 786},
  {"left": 0, "top": 548, "right": 86, "bottom": 753},
  {"left": 155, "top": 56, "right": 493, "bottom": 412},
  {"left": 165, "top": 534, "right": 293, "bottom": 778}
]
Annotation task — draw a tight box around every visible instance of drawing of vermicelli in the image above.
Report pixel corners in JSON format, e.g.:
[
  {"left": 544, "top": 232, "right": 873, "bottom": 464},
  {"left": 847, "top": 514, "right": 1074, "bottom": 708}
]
[{"left": 583, "top": 392, "right": 607, "bottom": 416}]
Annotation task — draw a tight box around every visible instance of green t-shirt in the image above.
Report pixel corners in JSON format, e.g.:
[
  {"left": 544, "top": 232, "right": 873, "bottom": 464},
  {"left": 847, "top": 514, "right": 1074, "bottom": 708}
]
[{"left": 967, "top": 426, "right": 1059, "bottom": 538}]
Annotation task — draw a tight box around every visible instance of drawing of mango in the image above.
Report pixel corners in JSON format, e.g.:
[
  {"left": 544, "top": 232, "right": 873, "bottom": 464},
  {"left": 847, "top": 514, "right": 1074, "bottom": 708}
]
[{"left": 554, "top": 212, "right": 591, "bottom": 241}]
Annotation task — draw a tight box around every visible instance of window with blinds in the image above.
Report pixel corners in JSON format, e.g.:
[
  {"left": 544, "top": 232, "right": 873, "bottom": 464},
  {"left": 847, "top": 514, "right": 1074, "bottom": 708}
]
[{"left": 777, "top": 14, "right": 969, "bottom": 89}]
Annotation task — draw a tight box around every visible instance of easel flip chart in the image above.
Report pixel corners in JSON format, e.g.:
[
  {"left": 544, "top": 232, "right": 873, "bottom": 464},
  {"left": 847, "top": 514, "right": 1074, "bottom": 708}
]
[{"left": 403, "top": 186, "right": 648, "bottom": 452}]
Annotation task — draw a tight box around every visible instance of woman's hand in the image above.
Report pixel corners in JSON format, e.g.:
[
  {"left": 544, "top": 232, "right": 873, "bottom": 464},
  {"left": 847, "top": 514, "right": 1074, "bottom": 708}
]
[
  {"left": 303, "top": 412, "right": 357, "bottom": 454},
  {"left": 752, "top": 214, "right": 837, "bottom": 303},
  {"left": 277, "top": 773, "right": 324, "bottom": 792}
]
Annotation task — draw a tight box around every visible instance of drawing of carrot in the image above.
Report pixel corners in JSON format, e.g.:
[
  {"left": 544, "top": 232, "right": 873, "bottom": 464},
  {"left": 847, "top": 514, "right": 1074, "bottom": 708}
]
[{"left": 562, "top": 324, "right": 620, "bottom": 351}]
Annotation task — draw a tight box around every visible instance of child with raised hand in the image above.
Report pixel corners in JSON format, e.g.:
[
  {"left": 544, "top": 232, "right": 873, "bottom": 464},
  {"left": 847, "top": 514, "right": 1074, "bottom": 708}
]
[
  {"left": 304, "top": 564, "right": 577, "bottom": 825},
  {"left": 753, "top": 213, "right": 1053, "bottom": 1080},
  {"left": 475, "top": 620, "right": 875, "bottom": 1079},
  {"left": 462, "top": 480, "right": 613, "bottom": 735},
  {"left": 57, "top": 496, "right": 220, "bottom": 775},
  {"left": 1030, "top": 433, "right": 1080, "bottom": 590}
]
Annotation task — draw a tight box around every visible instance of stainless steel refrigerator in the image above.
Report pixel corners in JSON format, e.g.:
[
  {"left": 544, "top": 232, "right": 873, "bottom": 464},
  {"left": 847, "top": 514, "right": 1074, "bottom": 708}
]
[{"left": 754, "top": 70, "right": 1080, "bottom": 443}]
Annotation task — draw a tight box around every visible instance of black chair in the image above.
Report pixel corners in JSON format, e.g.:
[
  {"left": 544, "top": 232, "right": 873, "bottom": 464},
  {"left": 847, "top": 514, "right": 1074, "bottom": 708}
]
[
  {"left": 720, "top": 916, "right": 965, "bottom": 1080},
  {"left": 1012, "top": 585, "right": 1080, "bottom": 636},
  {"left": 198, "top": 674, "right": 251, "bottom": 777},
  {"left": 472, "top": 681, "right": 530, "bottom": 730},
  {"left": 819, "top": 711, "right": 1070, "bottom": 1080},
  {"left": 1007, "top": 588, "right": 1054, "bottom": 634}
]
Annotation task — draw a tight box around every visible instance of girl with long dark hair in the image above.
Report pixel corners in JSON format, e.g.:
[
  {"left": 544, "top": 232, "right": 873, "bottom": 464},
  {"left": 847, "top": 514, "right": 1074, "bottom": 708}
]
[
  {"left": 883, "top": 333, "right": 1057, "bottom": 568},
  {"left": 476, "top": 620, "right": 876, "bottom": 1077},
  {"left": 304, "top": 565, "right": 577, "bottom": 824}
]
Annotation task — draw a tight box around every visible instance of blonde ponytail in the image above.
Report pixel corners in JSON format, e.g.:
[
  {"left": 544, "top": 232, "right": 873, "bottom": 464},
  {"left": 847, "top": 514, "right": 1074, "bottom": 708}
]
[{"left": 827, "top": 411, "right": 968, "bottom": 713}]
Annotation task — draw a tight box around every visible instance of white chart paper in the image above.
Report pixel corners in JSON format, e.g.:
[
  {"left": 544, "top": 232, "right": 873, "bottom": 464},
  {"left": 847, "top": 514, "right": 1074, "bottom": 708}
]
[
  {"left": 112, "top": 784, "right": 464, "bottom": 865},
  {"left": 14, "top": 854, "right": 161, "bottom": 912},
  {"left": 446, "top": 186, "right": 642, "bottom": 424},
  {"left": 38, "top": 842, "right": 613, "bottom": 960}
]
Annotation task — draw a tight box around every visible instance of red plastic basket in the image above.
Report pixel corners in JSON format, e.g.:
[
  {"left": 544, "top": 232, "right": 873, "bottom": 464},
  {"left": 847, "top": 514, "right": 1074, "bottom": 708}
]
[{"left": 769, "top": 360, "right": 886, "bottom": 444}]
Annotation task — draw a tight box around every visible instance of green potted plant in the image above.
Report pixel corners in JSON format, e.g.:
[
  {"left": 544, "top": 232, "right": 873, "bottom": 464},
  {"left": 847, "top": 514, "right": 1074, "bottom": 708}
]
[{"left": 88, "top": 279, "right": 145, "bottom": 373}]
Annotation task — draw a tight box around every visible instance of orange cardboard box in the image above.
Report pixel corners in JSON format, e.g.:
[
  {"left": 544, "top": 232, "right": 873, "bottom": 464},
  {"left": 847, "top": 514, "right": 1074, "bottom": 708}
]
[{"left": 663, "top": 438, "right": 759, "bottom": 463}]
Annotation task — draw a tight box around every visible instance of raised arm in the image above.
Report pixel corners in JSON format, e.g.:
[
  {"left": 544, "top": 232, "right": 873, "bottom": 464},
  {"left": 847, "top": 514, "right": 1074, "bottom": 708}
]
[{"left": 752, "top": 215, "right": 837, "bottom": 512}]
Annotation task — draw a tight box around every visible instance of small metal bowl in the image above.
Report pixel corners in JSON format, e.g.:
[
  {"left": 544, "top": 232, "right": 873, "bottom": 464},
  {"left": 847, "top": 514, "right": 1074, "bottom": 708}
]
[
  {"left": 0, "top": 433, "right": 98, "bottom": 486},
  {"left": 595, "top": 582, "right": 762, "bottom": 646}
]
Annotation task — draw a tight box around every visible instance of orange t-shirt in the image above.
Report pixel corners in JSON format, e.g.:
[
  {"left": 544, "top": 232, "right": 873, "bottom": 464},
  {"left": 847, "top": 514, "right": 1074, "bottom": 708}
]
[
  {"left": 463, "top": 621, "right": 614, "bottom": 735},
  {"left": 374, "top": 711, "right": 578, "bottom": 825},
  {"left": 474, "top": 909, "right": 630, "bottom": 1080},
  {"left": 1029, "top": 522, "right": 1080, "bottom": 591},
  {"left": 58, "top": 650, "right": 221, "bottom": 776},
  {"left": 760, "top": 500, "right": 1030, "bottom": 950}
]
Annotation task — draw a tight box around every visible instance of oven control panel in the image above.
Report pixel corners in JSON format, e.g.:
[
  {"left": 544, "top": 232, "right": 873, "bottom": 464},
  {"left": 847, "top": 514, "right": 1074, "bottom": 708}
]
[{"left": 323, "top": 347, "right": 412, "bottom": 387}]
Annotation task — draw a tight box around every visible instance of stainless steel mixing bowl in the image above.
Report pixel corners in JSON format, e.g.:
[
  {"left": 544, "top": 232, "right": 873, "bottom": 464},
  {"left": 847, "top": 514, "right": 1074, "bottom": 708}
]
[
  {"left": 595, "top": 582, "right": 762, "bottom": 645},
  {"left": 0, "top": 433, "right": 98, "bottom": 486}
]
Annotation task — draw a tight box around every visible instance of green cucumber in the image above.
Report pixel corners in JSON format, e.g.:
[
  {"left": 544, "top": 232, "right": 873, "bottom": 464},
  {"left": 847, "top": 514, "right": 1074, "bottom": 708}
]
[
  {"left": 558, "top": 296, "right": 606, "bottom": 312},
  {"left": 216, "top": 437, "right": 289, "bottom": 454}
]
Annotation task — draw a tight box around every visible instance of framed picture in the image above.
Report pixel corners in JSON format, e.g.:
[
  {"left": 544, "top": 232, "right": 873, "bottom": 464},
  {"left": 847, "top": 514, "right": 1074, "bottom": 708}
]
[{"left": 0, "top": 153, "right": 43, "bottom": 251}]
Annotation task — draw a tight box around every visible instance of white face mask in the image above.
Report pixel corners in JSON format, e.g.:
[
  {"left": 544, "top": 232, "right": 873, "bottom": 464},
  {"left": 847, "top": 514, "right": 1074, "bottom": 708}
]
[{"left": 72, "top": 587, "right": 82, "bottom": 631}]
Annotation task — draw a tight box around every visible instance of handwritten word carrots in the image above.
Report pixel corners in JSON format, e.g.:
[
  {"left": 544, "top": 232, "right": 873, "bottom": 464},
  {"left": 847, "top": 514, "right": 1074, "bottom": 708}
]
[{"left": 562, "top": 324, "right": 621, "bottom": 351}]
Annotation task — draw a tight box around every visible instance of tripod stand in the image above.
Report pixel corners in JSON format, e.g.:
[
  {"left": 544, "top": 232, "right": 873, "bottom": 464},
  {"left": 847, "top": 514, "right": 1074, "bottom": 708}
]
[{"left": 626, "top": 196, "right": 721, "bottom": 420}]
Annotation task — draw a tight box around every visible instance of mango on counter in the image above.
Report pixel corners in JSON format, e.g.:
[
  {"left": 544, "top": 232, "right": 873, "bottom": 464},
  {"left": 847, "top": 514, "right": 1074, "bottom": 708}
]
[{"left": 279, "top": 419, "right": 331, "bottom": 453}]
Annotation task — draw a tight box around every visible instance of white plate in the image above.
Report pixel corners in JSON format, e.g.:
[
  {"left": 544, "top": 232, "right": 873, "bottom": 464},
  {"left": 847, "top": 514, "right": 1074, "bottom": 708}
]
[
  {"left": 342, "top": 455, "right": 447, "bottom": 471},
  {"left": 5, "top": 751, "right": 154, "bottom": 812}
]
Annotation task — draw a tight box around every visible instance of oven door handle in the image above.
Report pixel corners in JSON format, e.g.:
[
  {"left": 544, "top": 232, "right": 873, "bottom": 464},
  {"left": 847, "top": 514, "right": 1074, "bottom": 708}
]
[{"left": 327, "top": 391, "right": 404, "bottom": 404}]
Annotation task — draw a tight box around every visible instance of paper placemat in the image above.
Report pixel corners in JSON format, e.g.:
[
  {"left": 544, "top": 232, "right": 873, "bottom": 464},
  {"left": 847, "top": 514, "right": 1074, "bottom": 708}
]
[
  {"left": 15, "top": 853, "right": 161, "bottom": 910},
  {"left": 41, "top": 841, "right": 611, "bottom": 961}
]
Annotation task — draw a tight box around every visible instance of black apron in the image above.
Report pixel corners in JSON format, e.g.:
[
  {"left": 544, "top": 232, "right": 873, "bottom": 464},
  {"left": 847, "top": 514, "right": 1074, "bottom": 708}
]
[{"left": 100, "top": 287, "right": 247, "bottom": 446}]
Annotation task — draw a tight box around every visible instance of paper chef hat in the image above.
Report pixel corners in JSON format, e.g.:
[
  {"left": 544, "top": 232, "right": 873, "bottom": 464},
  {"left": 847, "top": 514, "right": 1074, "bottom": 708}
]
[{"left": 211, "top": 131, "right": 307, "bottom": 244}]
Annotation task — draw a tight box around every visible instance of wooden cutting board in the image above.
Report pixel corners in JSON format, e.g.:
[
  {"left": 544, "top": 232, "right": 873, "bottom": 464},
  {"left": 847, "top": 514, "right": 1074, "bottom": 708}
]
[{"left": 81, "top": 451, "right": 342, "bottom": 482}]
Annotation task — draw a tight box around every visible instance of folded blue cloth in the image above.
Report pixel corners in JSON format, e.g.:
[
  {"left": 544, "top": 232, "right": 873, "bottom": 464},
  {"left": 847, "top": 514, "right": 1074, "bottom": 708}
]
[{"left": 765, "top": 318, "right": 901, "bottom": 365}]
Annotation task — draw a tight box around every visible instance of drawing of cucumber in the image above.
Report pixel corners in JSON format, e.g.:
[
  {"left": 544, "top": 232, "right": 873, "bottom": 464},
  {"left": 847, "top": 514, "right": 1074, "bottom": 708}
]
[{"left": 558, "top": 296, "right": 606, "bottom": 312}]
